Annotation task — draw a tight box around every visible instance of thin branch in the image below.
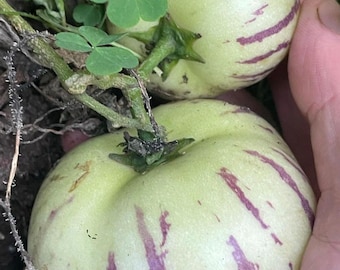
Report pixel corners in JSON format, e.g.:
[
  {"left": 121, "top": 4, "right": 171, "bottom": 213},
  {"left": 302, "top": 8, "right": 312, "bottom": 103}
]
[
  {"left": 0, "top": 21, "right": 36, "bottom": 269},
  {"left": 5, "top": 130, "right": 20, "bottom": 199},
  {"left": 4, "top": 30, "right": 22, "bottom": 200},
  {"left": 0, "top": 199, "right": 36, "bottom": 270}
]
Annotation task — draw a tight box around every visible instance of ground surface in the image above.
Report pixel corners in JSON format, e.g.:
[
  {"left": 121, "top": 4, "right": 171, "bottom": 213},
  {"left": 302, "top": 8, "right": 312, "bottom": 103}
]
[{"left": 0, "top": 1, "right": 99, "bottom": 269}]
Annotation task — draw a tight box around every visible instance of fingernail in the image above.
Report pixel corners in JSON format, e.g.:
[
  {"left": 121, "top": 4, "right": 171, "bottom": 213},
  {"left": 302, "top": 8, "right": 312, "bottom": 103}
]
[{"left": 318, "top": 0, "right": 340, "bottom": 34}]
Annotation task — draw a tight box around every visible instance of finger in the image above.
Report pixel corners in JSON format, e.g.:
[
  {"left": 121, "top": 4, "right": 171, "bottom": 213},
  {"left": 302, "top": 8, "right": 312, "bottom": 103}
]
[
  {"left": 288, "top": 0, "right": 340, "bottom": 268},
  {"left": 268, "top": 63, "right": 318, "bottom": 196}
]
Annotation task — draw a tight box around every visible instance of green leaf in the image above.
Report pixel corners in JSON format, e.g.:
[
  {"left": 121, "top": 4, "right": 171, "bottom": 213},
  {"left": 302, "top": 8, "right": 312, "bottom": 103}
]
[
  {"left": 54, "top": 0, "right": 66, "bottom": 24},
  {"left": 73, "top": 4, "right": 103, "bottom": 26},
  {"left": 86, "top": 47, "right": 139, "bottom": 75},
  {"left": 36, "top": 9, "right": 62, "bottom": 23},
  {"left": 55, "top": 32, "right": 92, "bottom": 52},
  {"left": 107, "top": 0, "right": 167, "bottom": 28},
  {"left": 90, "top": 0, "right": 108, "bottom": 3},
  {"left": 33, "top": 0, "right": 55, "bottom": 11},
  {"left": 34, "top": 0, "right": 66, "bottom": 24},
  {"left": 139, "top": 0, "right": 167, "bottom": 21},
  {"left": 78, "top": 26, "right": 127, "bottom": 47},
  {"left": 97, "top": 33, "right": 128, "bottom": 46},
  {"left": 79, "top": 26, "right": 109, "bottom": 47}
]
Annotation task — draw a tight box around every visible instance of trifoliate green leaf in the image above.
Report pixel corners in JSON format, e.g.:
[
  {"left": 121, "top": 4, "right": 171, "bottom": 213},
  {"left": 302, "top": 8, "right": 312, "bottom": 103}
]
[
  {"left": 73, "top": 4, "right": 103, "bottom": 26},
  {"left": 107, "top": 0, "right": 167, "bottom": 28},
  {"left": 79, "top": 26, "right": 127, "bottom": 47},
  {"left": 85, "top": 47, "right": 139, "bottom": 75},
  {"left": 55, "top": 32, "right": 92, "bottom": 52}
]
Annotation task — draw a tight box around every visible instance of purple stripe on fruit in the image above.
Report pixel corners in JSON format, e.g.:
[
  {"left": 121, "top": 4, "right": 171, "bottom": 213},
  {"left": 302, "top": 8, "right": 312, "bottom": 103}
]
[
  {"left": 106, "top": 252, "right": 117, "bottom": 270},
  {"left": 218, "top": 167, "right": 269, "bottom": 229},
  {"left": 238, "top": 41, "right": 290, "bottom": 64},
  {"left": 245, "top": 150, "right": 315, "bottom": 228},
  {"left": 135, "top": 206, "right": 167, "bottom": 270},
  {"left": 227, "top": 235, "right": 259, "bottom": 269},
  {"left": 236, "top": 1, "right": 299, "bottom": 45}
]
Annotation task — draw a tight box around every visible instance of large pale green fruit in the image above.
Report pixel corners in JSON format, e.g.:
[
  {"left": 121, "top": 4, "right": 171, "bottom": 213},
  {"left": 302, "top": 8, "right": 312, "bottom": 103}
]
[
  {"left": 109, "top": 0, "right": 300, "bottom": 99},
  {"left": 28, "top": 100, "right": 315, "bottom": 269}
]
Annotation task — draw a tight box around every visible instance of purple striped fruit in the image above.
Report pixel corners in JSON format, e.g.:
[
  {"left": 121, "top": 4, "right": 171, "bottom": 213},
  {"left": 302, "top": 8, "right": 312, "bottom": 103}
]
[
  {"left": 28, "top": 100, "right": 315, "bottom": 269},
  {"left": 109, "top": 0, "right": 299, "bottom": 99}
]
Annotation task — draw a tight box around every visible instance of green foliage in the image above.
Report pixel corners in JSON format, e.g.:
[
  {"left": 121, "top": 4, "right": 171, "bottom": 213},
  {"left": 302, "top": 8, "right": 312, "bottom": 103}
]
[
  {"left": 86, "top": 47, "right": 138, "bottom": 75},
  {"left": 55, "top": 32, "right": 92, "bottom": 52},
  {"left": 55, "top": 26, "right": 138, "bottom": 75},
  {"left": 106, "top": 0, "right": 167, "bottom": 28},
  {"left": 34, "top": 0, "right": 66, "bottom": 24},
  {"left": 34, "top": 0, "right": 169, "bottom": 75},
  {"left": 72, "top": 4, "right": 104, "bottom": 27},
  {"left": 33, "top": 0, "right": 171, "bottom": 75}
]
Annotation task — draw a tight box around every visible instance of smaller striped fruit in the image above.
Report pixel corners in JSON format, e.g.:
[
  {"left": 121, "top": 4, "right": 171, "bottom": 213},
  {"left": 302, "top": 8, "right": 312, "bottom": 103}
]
[
  {"left": 28, "top": 100, "right": 315, "bottom": 269},
  {"left": 109, "top": 0, "right": 300, "bottom": 99}
]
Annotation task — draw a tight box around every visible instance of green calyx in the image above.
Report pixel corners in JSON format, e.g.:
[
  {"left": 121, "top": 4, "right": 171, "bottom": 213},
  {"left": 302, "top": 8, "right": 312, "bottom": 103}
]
[
  {"left": 108, "top": 16, "right": 200, "bottom": 173},
  {"left": 129, "top": 15, "right": 205, "bottom": 80},
  {"left": 109, "top": 131, "right": 194, "bottom": 173}
]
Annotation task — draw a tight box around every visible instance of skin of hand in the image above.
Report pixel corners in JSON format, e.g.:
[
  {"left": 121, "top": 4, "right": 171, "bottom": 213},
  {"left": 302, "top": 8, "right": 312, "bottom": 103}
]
[{"left": 270, "top": 0, "right": 340, "bottom": 268}]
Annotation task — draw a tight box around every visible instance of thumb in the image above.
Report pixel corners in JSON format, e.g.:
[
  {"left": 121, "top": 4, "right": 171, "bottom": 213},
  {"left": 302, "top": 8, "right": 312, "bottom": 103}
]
[
  {"left": 289, "top": 0, "right": 340, "bottom": 191},
  {"left": 288, "top": 1, "right": 340, "bottom": 268},
  {"left": 289, "top": 0, "right": 340, "bottom": 118},
  {"left": 318, "top": 0, "right": 340, "bottom": 34},
  {"left": 288, "top": 0, "right": 340, "bottom": 193}
]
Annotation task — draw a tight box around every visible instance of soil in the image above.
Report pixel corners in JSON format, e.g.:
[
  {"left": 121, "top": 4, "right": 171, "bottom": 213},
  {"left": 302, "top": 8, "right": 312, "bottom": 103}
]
[{"left": 0, "top": 1, "right": 107, "bottom": 269}]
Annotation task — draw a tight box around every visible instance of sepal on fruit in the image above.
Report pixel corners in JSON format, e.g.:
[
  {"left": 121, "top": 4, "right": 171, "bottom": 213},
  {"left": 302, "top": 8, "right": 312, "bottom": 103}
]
[
  {"left": 127, "top": 15, "right": 205, "bottom": 80},
  {"left": 109, "top": 131, "right": 194, "bottom": 173}
]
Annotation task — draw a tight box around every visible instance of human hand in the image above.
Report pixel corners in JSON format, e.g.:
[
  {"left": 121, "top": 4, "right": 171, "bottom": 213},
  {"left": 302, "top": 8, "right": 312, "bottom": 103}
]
[{"left": 270, "top": 0, "right": 340, "bottom": 268}]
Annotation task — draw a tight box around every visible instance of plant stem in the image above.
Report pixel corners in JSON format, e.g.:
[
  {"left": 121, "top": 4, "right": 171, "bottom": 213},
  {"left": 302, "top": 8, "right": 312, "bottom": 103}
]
[
  {"left": 121, "top": 19, "right": 178, "bottom": 140},
  {"left": 122, "top": 86, "right": 149, "bottom": 124},
  {"left": 138, "top": 34, "right": 176, "bottom": 78},
  {"left": 0, "top": 0, "right": 154, "bottom": 131},
  {"left": 75, "top": 93, "right": 152, "bottom": 131}
]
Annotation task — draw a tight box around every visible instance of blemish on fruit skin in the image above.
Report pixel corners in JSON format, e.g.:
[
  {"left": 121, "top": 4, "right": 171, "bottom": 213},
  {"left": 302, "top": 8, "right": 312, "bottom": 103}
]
[
  {"left": 245, "top": 4, "right": 269, "bottom": 24},
  {"left": 271, "top": 233, "right": 283, "bottom": 245},
  {"left": 49, "top": 174, "right": 66, "bottom": 182},
  {"left": 135, "top": 206, "right": 167, "bottom": 270},
  {"left": 220, "top": 107, "right": 254, "bottom": 116},
  {"left": 245, "top": 150, "right": 315, "bottom": 228},
  {"left": 253, "top": 4, "right": 269, "bottom": 16},
  {"left": 69, "top": 160, "right": 92, "bottom": 192},
  {"left": 106, "top": 252, "right": 117, "bottom": 270},
  {"left": 48, "top": 196, "right": 74, "bottom": 221},
  {"left": 86, "top": 229, "right": 98, "bottom": 240},
  {"left": 232, "top": 107, "right": 252, "bottom": 114},
  {"left": 227, "top": 235, "right": 259, "bottom": 269},
  {"left": 258, "top": 124, "right": 274, "bottom": 134},
  {"left": 236, "top": 0, "right": 299, "bottom": 45},
  {"left": 218, "top": 167, "right": 269, "bottom": 229},
  {"left": 214, "top": 213, "right": 221, "bottom": 223},
  {"left": 266, "top": 201, "right": 275, "bottom": 209}
]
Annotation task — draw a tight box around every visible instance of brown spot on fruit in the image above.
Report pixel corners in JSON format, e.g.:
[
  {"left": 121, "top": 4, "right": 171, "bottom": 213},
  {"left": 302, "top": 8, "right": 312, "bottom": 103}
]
[{"left": 69, "top": 161, "right": 92, "bottom": 192}]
